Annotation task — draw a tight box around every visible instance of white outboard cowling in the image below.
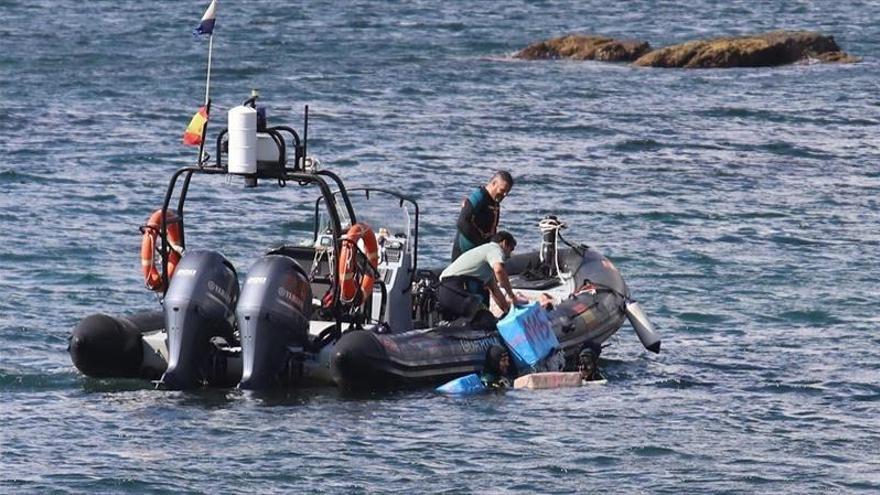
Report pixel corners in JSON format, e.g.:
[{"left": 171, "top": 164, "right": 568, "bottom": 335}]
[
  {"left": 238, "top": 255, "right": 313, "bottom": 389},
  {"left": 227, "top": 105, "right": 257, "bottom": 175}
]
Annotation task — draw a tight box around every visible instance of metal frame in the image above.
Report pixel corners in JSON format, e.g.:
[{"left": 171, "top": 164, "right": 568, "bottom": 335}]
[{"left": 150, "top": 107, "right": 360, "bottom": 344}]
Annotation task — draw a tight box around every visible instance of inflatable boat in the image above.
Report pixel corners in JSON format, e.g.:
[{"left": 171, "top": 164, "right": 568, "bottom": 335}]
[
  {"left": 329, "top": 235, "right": 660, "bottom": 390},
  {"left": 68, "top": 93, "right": 660, "bottom": 392}
]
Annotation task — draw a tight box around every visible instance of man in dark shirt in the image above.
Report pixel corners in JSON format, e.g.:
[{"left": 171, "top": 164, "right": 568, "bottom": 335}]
[
  {"left": 480, "top": 345, "right": 514, "bottom": 388},
  {"left": 451, "top": 170, "right": 514, "bottom": 261}
]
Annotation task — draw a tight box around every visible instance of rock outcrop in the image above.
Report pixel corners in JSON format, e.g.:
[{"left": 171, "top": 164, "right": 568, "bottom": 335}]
[
  {"left": 632, "top": 31, "right": 860, "bottom": 68},
  {"left": 515, "top": 34, "right": 651, "bottom": 62}
]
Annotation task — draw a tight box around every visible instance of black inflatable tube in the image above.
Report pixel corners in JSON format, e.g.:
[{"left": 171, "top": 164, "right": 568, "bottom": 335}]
[
  {"left": 68, "top": 311, "right": 164, "bottom": 380},
  {"left": 330, "top": 330, "right": 397, "bottom": 390},
  {"left": 330, "top": 329, "right": 485, "bottom": 390},
  {"left": 330, "top": 290, "right": 627, "bottom": 391}
]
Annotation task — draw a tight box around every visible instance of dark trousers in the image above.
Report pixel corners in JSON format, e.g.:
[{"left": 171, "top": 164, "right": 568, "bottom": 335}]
[{"left": 438, "top": 276, "right": 496, "bottom": 330}]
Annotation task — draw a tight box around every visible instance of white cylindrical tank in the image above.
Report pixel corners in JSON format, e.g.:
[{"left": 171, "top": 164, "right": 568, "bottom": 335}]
[{"left": 228, "top": 105, "right": 257, "bottom": 174}]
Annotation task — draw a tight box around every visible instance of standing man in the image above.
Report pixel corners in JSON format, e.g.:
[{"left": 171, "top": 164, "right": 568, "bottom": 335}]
[
  {"left": 438, "top": 231, "right": 526, "bottom": 329},
  {"left": 451, "top": 170, "right": 514, "bottom": 261}
]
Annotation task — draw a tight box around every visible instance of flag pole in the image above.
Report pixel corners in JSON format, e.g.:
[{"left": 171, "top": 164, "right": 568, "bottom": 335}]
[
  {"left": 185, "top": 0, "right": 217, "bottom": 165},
  {"left": 204, "top": 34, "right": 214, "bottom": 106},
  {"left": 197, "top": 33, "right": 214, "bottom": 166}
]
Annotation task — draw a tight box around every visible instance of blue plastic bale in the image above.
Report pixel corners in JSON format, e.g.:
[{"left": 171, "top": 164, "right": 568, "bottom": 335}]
[
  {"left": 435, "top": 373, "right": 487, "bottom": 394},
  {"left": 497, "top": 302, "right": 560, "bottom": 371}
]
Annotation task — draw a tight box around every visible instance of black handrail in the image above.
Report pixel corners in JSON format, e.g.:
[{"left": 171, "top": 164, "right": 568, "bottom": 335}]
[
  {"left": 152, "top": 102, "right": 365, "bottom": 344},
  {"left": 156, "top": 164, "right": 352, "bottom": 341},
  {"left": 315, "top": 170, "right": 357, "bottom": 227}
]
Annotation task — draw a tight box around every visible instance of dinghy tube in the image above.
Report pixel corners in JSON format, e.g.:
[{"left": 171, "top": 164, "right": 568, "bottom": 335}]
[{"left": 69, "top": 311, "right": 165, "bottom": 379}]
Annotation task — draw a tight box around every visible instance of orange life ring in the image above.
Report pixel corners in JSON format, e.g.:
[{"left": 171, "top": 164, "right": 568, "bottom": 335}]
[
  {"left": 337, "top": 222, "right": 380, "bottom": 306},
  {"left": 140, "top": 209, "right": 183, "bottom": 292}
]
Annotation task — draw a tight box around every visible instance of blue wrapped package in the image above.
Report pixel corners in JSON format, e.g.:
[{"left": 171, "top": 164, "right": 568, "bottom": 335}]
[
  {"left": 497, "top": 302, "right": 560, "bottom": 372},
  {"left": 435, "top": 373, "right": 487, "bottom": 395}
]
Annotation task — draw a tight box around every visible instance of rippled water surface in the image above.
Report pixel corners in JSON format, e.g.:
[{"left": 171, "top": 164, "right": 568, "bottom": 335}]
[{"left": 2, "top": 1, "right": 880, "bottom": 493}]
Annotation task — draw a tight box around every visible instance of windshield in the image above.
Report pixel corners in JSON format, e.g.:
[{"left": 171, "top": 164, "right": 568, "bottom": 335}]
[{"left": 315, "top": 188, "right": 417, "bottom": 257}]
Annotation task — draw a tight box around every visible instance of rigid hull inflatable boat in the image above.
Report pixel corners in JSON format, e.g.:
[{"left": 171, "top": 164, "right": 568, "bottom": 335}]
[{"left": 68, "top": 94, "right": 660, "bottom": 392}]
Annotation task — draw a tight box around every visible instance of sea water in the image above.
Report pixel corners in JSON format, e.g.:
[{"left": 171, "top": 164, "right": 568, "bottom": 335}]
[{"left": 1, "top": 1, "right": 879, "bottom": 492}]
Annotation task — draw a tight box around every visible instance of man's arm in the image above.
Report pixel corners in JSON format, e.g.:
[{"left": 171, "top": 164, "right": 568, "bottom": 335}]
[
  {"left": 492, "top": 261, "right": 519, "bottom": 306},
  {"left": 487, "top": 278, "right": 510, "bottom": 315},
  {"left": 492, "top": 261, "right": 530, "bottom": 309}
]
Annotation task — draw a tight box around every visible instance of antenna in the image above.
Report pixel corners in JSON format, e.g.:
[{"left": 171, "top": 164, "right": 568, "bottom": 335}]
[{"left": 302, "top": 105, "right": 309, "bottom": 171}]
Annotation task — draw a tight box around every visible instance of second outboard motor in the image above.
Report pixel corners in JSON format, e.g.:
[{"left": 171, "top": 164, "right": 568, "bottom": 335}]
[
  {"left": 160, "top": 250, "right": 239, "bottom": 389},
  {"left": 238, "top": 255, "right": 313, "bottom": 390}
]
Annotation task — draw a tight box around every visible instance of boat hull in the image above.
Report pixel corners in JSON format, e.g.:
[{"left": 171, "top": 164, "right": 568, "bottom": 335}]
[
  {"left": 69, "top": 246, "right": 635, "bottom": 390},
  {"left": 330, "top": 288, "right": 626, "bottom": 390}
]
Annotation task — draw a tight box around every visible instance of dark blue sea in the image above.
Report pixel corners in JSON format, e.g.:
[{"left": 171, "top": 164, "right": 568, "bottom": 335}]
[{"left": 2, "top": 1, "right": 879, "bottom": 493}]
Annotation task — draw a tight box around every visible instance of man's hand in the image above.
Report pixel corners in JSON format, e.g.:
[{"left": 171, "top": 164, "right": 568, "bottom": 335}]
[{"left": 508, "top": 293, "right": 530, "bottom": 307}]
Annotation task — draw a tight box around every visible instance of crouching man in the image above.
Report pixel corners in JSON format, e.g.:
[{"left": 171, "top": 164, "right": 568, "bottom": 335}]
[{"left": 437, "top": 231, "right": 526, "bottom": 330}]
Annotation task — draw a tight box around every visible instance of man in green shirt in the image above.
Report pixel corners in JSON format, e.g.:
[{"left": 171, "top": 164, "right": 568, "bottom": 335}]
[{"left": 437, "top": 231, "right": 525, "bottom": 328}]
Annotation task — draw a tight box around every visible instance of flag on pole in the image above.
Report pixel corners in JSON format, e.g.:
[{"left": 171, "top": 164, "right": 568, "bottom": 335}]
[
  {"left": 193, "top": 0, "right": 217, "bottom": 37},
  {"left": 183, "top": 106, "right": 209, "bottom": 146}
]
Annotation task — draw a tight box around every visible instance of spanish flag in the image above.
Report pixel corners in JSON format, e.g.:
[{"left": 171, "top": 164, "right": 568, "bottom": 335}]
[{"left": 183, "top": 106, "right": 209, "bottom": 146}]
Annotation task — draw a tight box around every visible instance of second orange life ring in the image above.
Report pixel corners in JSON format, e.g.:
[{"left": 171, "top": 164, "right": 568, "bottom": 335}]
[
  {"left": 337, "top": 222, "right": 380, "bottom": 306},
  {"left": 140, "top": 209, "right": 184, "bottom": 292}
]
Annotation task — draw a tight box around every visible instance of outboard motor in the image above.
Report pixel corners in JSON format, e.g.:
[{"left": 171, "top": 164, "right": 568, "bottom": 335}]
[
  {"left": 238, "top": 255, "right": 313, "bottom": 389},
  {"left": 160, "top": 250, "right": 239, "bottom": 389},
  {"left": 625, "top": 299, "right": 661, "bottom": 353},
  {"left": 539, "top": 216, "right": 565, "bottom": 277}
]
